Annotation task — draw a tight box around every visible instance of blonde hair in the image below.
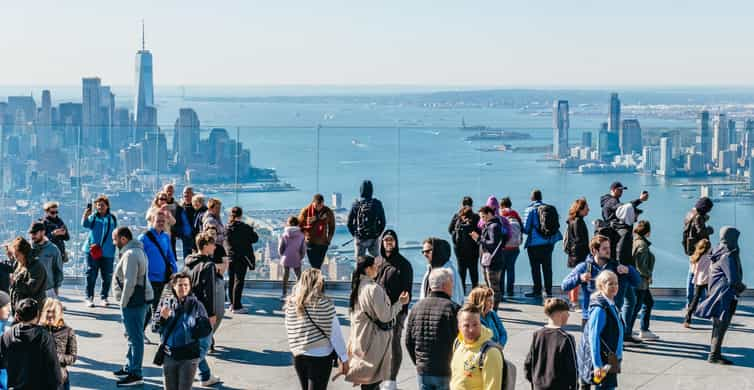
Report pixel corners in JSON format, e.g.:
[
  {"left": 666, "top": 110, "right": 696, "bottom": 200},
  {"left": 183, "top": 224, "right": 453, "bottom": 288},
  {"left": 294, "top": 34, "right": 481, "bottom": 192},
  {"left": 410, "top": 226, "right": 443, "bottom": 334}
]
[
  {"left": 43, "top": 201, "right": 59, "bottom": 211},
  {"left": 467, "top": 287, "right": 493, "bottom": 313},
  {"left": 151, "top": 191, "right": 169, "bottom": 208},
  {"left": 192, "top": 194, "right": 206, "bottom": 209},
  {"left": 208, "top": 198, "right": 222, "bottom": 210},
  {"left": 691, "top": 238, "right": 711, "bottom": 264},
  {"left": 291, "top": 269, "right": 325, "bottom": 316},
  {"left": 40, "top": 299, "right": 66, "bottom": 327},
  {"left": 592, "top": 270, "right": 618, "bottom": 299}
]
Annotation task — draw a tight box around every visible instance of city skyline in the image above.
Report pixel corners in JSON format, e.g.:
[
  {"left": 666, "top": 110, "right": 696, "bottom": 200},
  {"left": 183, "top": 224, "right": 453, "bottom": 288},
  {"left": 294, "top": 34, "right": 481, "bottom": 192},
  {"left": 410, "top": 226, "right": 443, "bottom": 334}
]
[{"left": 4, "top": 1, "right": 754, "bottom": 86}]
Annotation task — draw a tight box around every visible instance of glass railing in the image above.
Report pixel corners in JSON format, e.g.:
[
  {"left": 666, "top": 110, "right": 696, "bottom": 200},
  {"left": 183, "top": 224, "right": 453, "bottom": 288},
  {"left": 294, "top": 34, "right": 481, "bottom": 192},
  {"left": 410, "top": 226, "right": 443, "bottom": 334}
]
[{"left": 2, "top": 122, "right": 751, "bottom": 288}]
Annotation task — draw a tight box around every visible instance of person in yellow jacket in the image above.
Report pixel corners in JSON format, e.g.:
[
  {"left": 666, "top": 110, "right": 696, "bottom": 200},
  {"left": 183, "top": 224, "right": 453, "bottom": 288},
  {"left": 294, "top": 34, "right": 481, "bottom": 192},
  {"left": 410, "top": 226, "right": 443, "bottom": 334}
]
[{"left": 451, "top": 304, "right": 503, "bottom": 390}]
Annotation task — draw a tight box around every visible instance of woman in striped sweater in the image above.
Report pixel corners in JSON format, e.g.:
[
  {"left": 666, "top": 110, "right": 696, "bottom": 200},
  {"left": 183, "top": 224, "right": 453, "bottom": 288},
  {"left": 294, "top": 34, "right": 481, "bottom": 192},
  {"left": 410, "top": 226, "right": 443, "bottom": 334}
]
[{"left": 285, "top": 269, "right": 348, "bottom": 390}]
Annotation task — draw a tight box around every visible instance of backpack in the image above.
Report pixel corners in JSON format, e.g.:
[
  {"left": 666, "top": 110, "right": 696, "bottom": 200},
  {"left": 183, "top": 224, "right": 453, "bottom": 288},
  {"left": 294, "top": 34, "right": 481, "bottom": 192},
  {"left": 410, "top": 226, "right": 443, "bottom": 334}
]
[
  {"left": 453, "top": 339, "right": 516, "bottom": 390},
  {"left": 682, "top": 218, "right": 697, "bottom": 256},
  {"left": 504, "top": 216, "right": 522, "bottom": 248},
  {"left": 497, "top": 216, "right": 511, "bottom": 244},
  {"left": 536, "top": 204, "right": 560, "bottom": 238},
  {"left": 356, "top": 199, "right": 380, "bottom": 238},
  {"left": 593, "top": 218, "right": 613, "bottom": 238},
  {"left": 452, "top": 217, "right": 466, "bottom": 246},
  {"left": 562, "top": 220, "right": 571, "bottom": 254}
]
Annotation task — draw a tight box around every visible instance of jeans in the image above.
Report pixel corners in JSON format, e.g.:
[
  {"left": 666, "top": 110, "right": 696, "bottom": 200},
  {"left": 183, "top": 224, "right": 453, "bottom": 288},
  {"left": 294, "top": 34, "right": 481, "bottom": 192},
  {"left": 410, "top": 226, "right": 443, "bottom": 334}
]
[
  {"left": 227, "top": 260, "right": 248, "bottom": 310},
  {"left": 484, "top": 268, "right": 503, "bottom": 308},
  {"left": 686, "top": 271, "right": 695, "bottom": 306},
  {"left": 306, "top": 243, "right": 329, "bottom": 269},
  {"left": 354, "top": 238, "right": 380, "bottom": 258},
  {"left": 85, "top": 255, "right": 114, "bottom": 300},
  {"left": 198, "top": 333, "right": 213, "bottom": 381},
  {"left": 122, "top": 304, "right": 148, "bottom": 377},
  {"left": 501, "top": 249, "right": 519, "bottom": 295},
  {"left": 293, "top": 354, "right": 333, "bottom": 390},
  {"left": 526, "top": 244, "right": 554, "bottom": 294},
  {"left": 622, "top": 286, "right": 637, "bottom": 337},
  {"left": 417, "top": 374, "right": 450, "bottom": 390},
  {"left": 633, "top": 289, "right": 654, "bottom": 331},
  {"left": 685, "top": 284, "right": 708, "bottom": 323},
  {"left": 163, "top": 357, "right": 198, "bottom": 390},
  {"left": 145, "top": 281, "right": 166, "bottom": 330},
  {"left": 181, "top": 236, "right": 194, "bottom": 261},
  {"left": 454, "top": 246, "right": 479, "bottom": 294},
  {"left": 389, "top": 312, "right": 406, "bottom": 381}
]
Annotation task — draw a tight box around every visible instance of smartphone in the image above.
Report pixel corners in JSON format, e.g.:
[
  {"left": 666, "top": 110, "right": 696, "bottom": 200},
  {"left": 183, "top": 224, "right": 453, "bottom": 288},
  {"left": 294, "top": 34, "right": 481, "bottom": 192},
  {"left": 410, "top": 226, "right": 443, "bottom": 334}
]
[
  {"left": 86, "top": 203, "right": 92, "bottom": 210},
  {"left": 642, "top": 190, "right": 649, "bottom": 196}
]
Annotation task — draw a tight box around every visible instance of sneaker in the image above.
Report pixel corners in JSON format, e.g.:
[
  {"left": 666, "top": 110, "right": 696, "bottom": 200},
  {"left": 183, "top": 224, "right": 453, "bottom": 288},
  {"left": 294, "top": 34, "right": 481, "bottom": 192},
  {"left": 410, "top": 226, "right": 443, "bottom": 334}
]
[
  {"left": 624, "top": 335, "right": 643, "bottom": 344},
  {"left": 683, "top": 321, "right": 691, "bottom": 329},
  {"left": 524, "top": 291, "right": 542, "bottom": 298},
  {"left": 709, "top": 356, "right": 734, "bottom": 365},
  {"left": 116, "top": 374, "right": 144, "bottom": 387},
  {"left": 231, "top": 307, "right": 248, "bottom": 314},
  {"left": 639, "top": 330, "right": 660, "bottom": 341},
  {"left": 101, "top": 298, "right": 110, "bottom": 307},
  {"left": 86, "top": 298, "right": 95, "bottom": 308},
  {"left": 201, "top": 375, "right": 221, "bottom": 386},
  {"left": 112, "top": 368, "right": 129, "bottom": 379},
  {"left": 144, "top": 333, "right": 154, "bottom": 345},
  {"left": 380, "top": 380, "right": 397, "bottom": 390}
]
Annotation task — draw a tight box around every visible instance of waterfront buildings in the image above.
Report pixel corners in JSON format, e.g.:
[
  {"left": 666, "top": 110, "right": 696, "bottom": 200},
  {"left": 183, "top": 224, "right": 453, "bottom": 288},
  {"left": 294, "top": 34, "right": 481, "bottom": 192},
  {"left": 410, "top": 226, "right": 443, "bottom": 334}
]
[{"left": 552, "top": 100, "right": 569, "bottom": 159}]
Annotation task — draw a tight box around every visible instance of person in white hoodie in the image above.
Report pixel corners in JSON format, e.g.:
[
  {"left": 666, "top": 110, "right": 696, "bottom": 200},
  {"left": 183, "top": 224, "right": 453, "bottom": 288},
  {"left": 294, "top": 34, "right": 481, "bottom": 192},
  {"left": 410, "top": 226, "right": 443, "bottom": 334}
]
[
  {"left": 278, "top": 216, "right": 306, "bottom": 299},
  {"left": 419, "top": 237, "right": 465, "bottom": 305}
]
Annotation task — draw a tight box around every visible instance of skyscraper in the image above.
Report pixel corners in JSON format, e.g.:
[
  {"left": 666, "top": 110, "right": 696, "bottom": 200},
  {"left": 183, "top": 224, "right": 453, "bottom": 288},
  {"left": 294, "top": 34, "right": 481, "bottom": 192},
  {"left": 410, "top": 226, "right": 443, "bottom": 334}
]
[
  {"left": 174, "top": 108, "right": 200, "bottom": 167},
  {"left": 712, "top": 112, "right": 728, "bottom": 163},
  {"left": 697, "top": 110, "right": 712, "bottom": 163},
  {"left": 743, "top": 119, "right": 754, "bottom": 159},
  {"left": 134, "top": 22, "right": 155, "bottom": 131},
  {"left": 581, "top": 131, "right": 592, "bottom": 148},
  {"left": 608, "top": 93, "right": 621, "bottom": 133},
  {"left": 727, "top": 119, "right": 737, "bottom": 147},
  {"left": 619, "top": 119, "right": 642, "bottom": 155},
  {"left": 99, "top": 86, "right": 114, "bottom": 149},
  {"left": 552, "top": 100, "right": 569, "bottom": 159},
  {"left": 658, "top": 137, "right": 674, "bottom": 176},
  {"left": 82, "top": 77, "right": 102, "bottom": 147}
]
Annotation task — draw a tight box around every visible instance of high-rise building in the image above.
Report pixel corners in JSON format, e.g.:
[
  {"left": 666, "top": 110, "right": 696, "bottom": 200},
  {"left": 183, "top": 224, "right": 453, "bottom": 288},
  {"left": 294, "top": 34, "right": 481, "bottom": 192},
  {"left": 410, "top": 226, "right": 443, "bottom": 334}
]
[
  {"left": 174, "top": 108, "right": 200, "bottom": 167},
  {"left": 82, "top": 77, "right": 102, "bottom": 147},
  {"left": 620, "top": 119, "right": 642, "bottom": 155},
  {"left": 743, "top": 119, "right": 754, "bottom": 159},
  {"left": 332, "top": 192, "right": 343, "bottom": 209},
  {"left": 142, "top": 131, "right": 168, "bottom": 173},
  {"left": 608, "top": 93, "right": 621, "bottom": 133},
  {"left": 749, "top": 156, "right": 754, "bottom": 190},
  {"left": 134, "top": 22, "right": 156, "bottom": 131},
  {"left": 38, "top": 90, "right": 52, "bottom": 126},
  {"left": 99, "top": 86, "right": 114, "bottom": 149},
  {"left": 718, "top": 149, "right": 736, "bottom": 174},
  {"left": 552, "top": 100, "right": 569, "bottom": 159},
  {"left": 658, "top": 137, "right": 674, "bottom": 176},
  {"left": 728, "top": 119, "right": 737, "bottom": 147},
  {"left": 712, "top": 113, "right": 728, "bottom": 163},
  {"left": 598, "top": 125, "right": 619, "bottom": 162},
  {"left": 686, "top": 153, "right": 705, "bottom": 176},
  {"left": 113, "top": 108, "right": 133, "bottom": 152},
  {"left": 581, "top": 131, "right": 592, "bottom": 148},
  {"left": 6, "top": 96, "right": 37, "bottom": 126},
  {"left": 642, "top": 146, "right": 659, "bottom": 174},
  {"left": 697, "top": 110, "right": 712, "bottom": 163}
]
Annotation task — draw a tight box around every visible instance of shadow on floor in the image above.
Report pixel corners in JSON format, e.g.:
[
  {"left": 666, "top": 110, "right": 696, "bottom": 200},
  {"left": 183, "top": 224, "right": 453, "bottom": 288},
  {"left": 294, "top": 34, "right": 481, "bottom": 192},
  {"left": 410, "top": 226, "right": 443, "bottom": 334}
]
[{"left": 213, "top": 346, "right": 292, "bottom": 367}]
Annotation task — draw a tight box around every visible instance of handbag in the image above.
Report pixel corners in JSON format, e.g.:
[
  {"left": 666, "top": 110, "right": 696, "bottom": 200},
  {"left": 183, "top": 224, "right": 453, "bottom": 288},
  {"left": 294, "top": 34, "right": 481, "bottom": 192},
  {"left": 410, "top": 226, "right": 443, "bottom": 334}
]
[
  {"left": 303, "top": 306, "right": 339, "bottom": 368},
  {"left": 153, "top": 308, "right": 180, "bottom": 366},
  {"left": 481, "top": 240, "right": 503, "bottom": 267},
  {"left": 88, "top": 215, "right": 111, "bottom": 261},
  {"left": 600, "top": 338, "right": 621, "bottom": 374}
]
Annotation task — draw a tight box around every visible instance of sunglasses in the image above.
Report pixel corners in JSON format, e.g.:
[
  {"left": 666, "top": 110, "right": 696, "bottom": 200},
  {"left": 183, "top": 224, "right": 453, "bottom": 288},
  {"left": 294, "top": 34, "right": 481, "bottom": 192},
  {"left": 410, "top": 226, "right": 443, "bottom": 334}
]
[
  {"left": 422, "top": 249, "right": 433, "bottom": 255},
  {"left": 159, "top": 198, "right": 168, "bottom": 201},
  {"left": 48, "top": 210, "right": 58, "bottom": 215}
]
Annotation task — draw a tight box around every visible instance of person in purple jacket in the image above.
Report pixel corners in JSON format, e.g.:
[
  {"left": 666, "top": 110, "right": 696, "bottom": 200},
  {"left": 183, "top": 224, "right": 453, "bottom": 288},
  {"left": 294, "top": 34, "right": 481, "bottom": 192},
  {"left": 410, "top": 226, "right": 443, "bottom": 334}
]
[{"left": 279, "top": 216, "right": 306, "bottom": 299}]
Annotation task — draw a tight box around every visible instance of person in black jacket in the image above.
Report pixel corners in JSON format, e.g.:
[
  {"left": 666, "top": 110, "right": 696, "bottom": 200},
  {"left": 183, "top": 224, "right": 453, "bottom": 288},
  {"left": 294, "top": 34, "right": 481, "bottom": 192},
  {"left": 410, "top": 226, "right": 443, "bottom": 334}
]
[
  {"left": 180, "top": 187, "right": 197, "bottom": 260},
  {"left": 565, "top": 198, "right": 590, "bottom": 308},
  {"left": 448, "top": 197, "right": 481, "bottom": 293},
  {"left": 471, "top": 206, "right": 506, "bottom": 309},
  {"left": 0, "top": 298, "right": 62, "bottom": 390},
  {"left": 224, "top": 206, "right": 258, "bottom": 314},
  {"left": 41, "top": 201, "right": 70, "bottom": 265},
  {"left": 405, "top": 268, "right": 459, "bottom": 390},
  {"left": 600, "top": 182, "right": 648, "bottom": 258},
  {"left": 347, "top": 180, "right": 386, "bottom": 258},
  {"left": 524, "top": 298, "right": 578, "bottom": 390},
  {"left": 375, "top": 229, "right": 414, "bottom": 389},
  {"left": 182, "top": 232, "right": 221, "bottom": 386}
]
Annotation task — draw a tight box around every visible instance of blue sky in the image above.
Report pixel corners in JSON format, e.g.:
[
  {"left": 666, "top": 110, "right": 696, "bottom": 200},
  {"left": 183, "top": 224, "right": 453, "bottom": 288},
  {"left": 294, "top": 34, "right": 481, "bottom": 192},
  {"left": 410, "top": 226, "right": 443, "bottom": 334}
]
[{"left": 2, "top": 1, "right": 753, "bottom": 87}]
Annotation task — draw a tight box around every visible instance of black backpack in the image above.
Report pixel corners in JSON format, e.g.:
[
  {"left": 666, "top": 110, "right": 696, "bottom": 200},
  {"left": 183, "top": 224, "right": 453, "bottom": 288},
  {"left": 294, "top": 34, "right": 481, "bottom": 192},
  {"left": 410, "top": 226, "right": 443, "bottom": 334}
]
[
  {"left": 536, "top": 204, "right": 560, "bottom": 238},
  {"left": 682, "top": 218, "right": 697, "bottom": 256},
  {"left": 356, "top": 199, "right": 379, "bottom": 238}
]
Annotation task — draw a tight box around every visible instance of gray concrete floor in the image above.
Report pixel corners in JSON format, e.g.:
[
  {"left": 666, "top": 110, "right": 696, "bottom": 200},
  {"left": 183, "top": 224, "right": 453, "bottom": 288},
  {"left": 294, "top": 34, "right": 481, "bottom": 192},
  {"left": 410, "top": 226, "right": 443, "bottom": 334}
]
[{"left": 62, "top": 285, "right": 754, "bottom": 389}]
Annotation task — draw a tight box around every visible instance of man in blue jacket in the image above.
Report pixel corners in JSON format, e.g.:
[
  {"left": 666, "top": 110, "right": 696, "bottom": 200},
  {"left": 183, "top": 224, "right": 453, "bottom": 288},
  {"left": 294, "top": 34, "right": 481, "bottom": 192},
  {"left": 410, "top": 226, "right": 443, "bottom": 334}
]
[
  {"left": 139, "top": 212, "right": 177, "bottom": 331},
  {"left": 523, "top": 190, "right": 563, "bottom": 298},
  {"left": 562, "top": 235, "right": 641, "bottom": 328}
]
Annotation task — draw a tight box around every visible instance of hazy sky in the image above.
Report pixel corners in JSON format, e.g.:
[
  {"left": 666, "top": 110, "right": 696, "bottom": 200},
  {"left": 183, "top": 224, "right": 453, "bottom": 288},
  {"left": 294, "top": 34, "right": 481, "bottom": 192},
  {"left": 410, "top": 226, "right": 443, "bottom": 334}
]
[{"left": 3, "top": 1, "right": 754, "bottom": 87}]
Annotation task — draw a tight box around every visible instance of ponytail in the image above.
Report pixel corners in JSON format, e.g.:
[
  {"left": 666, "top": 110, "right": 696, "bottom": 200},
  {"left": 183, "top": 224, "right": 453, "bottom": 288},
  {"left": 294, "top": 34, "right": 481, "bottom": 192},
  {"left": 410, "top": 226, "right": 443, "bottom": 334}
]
[{"left": 349, "top": 255, "right": 376, "bottom": 312}]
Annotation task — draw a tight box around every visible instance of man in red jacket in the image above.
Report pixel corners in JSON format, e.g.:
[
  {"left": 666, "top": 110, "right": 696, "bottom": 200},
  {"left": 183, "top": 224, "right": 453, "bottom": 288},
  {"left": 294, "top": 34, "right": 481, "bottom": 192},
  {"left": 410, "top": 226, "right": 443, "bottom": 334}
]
[{"left": 298, "top": 194, "right": 336, "bottom": 269}]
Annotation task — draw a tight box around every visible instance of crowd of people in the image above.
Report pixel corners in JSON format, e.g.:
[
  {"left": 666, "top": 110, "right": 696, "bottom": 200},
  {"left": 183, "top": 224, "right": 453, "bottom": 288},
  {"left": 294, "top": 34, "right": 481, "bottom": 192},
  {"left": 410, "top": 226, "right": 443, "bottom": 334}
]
[{"left": 0, "top": 179, "right": 744, "bottom": 389}]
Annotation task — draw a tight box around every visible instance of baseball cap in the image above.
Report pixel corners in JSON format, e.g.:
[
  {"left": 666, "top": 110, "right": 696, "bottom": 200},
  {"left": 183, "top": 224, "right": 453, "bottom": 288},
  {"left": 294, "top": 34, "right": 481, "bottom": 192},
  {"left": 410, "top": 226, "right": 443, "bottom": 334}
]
[
  {"left": 28, "top": 221, "right": 46, "bottom": 234},
  {"left": 610, "top": 181, "right": 627, "bottom": 191}
]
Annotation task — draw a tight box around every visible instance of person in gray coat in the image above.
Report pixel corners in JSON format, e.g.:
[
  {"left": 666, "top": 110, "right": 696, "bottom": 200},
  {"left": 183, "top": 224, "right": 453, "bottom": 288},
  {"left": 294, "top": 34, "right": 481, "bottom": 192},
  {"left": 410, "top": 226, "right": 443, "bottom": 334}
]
[
  {"left": 111, "top": 227, "right": 155, "bottom": 386},
  {"left": 29, "top": 222, "right": 63, "bottom": 298}
]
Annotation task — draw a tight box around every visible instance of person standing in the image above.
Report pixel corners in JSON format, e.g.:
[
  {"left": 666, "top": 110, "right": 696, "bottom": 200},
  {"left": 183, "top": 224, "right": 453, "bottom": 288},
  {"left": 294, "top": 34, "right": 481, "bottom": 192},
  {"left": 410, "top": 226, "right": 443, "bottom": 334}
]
[
  {"left": 450, "top": 304, "right": 504, "bottom": 390},
  {"left": 190, "top": 195, "right": 208, "bottom": 254},
  {"left": 225, "top": 206, "right": 258, "bottom": 313},
  {"left": 375, "top": 230, "right": 413, "bottom": 390},
  {"left": 164, "top": 184, "right": 191, "bottom": 260},
  {"left": 180, "top": 187, "right": 197, "bottom": 260},
  {"left": 683, "top": 197, "right": 714, "bottom": 308},
  {"left": 0, "top": 298, "right": 62, "bottom": 389},
  {"left": 419, "top": 238, "right": 465, "bottom": 306},
  {"left": 405, "top": 268, "right": 459, "bottom": 390},
  {"left": 695, "top": 227, "right": 745, "bottom": 365},
  {"left": 347, "top": 180, "right": 386, "bottom": 258},
  {"left": 467, "top": 287, "right": 507, "bottom": 346},
  {"left": 684, "top": 239, "right": 712, "bottom": 327},
  {"left": 202, "top": 198, "right": 227, "bottom": 261},
  {"left": 82, "top": 195, "right": 118, "bottom": 307},
  {"left": 7, "top": 237, "right": 48, "bottom": 312},
  {"left": 500, "top": 197, "right": 523, "bottom": 298},
  {"left": 299, "top": 194, "right": 336, "bottom": 269},
  {"left": 41, "top": 201, "right": 70, "bottom": 267},
  {"left": 345, "top": 255, "right": 409, "bottom": 390},
  {"left": 471, "top": 206, "right": 506, "bottom": 309},
  {"left": 140, "top": 212, "right": 178, "bottom": 331},
  {"left": 112, "top": 227, "right": 154, "bottom": 386},
  {"left": 523, "top": 190, "right": 563, "bottom": 298},
  {"left": 449, "top": 199, "right": 481, "bottom": 293},
  {"left": 279, "top": 216, "right": 306, "bottom": 299},
  {"left": 631, "top": 220, "right": 659, "bottom": 341},
  {"left": 146, "top": 192, "right": 177, "bottom": 235},
  {"left": 29, "top": 222, "right": 63, "bottom": 299},
  {"left": 614, "top": 203, "right": 642, "bottom": 344},
  {"left": 524, "top": 298, "right": 579, "bottom": 390},
  {"left": 565, "top": 198, "right": 590, "bottom": 309},
  {"left": 599, "top": 182, "right": 648, "bottom": 261},
  {"left": 40, "top": 299, "right": 78, "bottom": 390}
]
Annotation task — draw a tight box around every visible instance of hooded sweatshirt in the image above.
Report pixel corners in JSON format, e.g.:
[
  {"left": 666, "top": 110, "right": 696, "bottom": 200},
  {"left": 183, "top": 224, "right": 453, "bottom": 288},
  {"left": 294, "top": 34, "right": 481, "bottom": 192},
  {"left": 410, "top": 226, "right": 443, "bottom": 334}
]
[
  {"left": 478, "top": 196, "right": 500, "bottom": 230},
  {"left": 375, "top": 230, "right": 414, "bottom": 315},
  {"left": 695, "top": 226, "right": 743, "bottom": 321},
  {"left": 11, "top": 257, "right": 48, "bottom": 311},
  {"left": 183, "top": 254, "right": 217, "bottom": 318},
  {"left": 420, "top": 238, "right": 465, "bottom": 305},
  {"left": 32, "top": 239, "right": 64, "bottom": 291},
  {"left": 0, "top": 323, "right": 62, "bottom": 389},
  {"left": 613, "top": 203, "right": 636, "bottom": 266},
  {"left": 451, "top": 326, "right": 503, "bottom": 390},
  {"left": 113, "top": 240, "right": 155, "bottom": 308},
  {"left": 278, "top": 226, "right": 306, "bottom": 268},
  {"left": 299, "top": 203, "right": 336, "bottom": 246},
  {"left": 347, "top": 180, "right": 386, "bottom": 240}
]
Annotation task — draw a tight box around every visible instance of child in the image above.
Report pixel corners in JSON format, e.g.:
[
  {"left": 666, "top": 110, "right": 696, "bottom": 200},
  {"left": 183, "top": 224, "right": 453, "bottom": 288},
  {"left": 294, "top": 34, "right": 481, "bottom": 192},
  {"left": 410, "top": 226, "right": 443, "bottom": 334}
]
[
  {"left": 684, "top": 239, "right": 712, "bottom": 327},
  {"left": 40, "top": 298, "right": 78, "bottom": 390},
  {"left": 0, "top": 291, "right": 10, "bottom": 389},
  {"left": 524, "top": 298, "right": 578, "bottom": 390},
  {"left": 278, "top": 216, "right": 306, "bottom": 299},
  {"left": 632, "top": 220, "right": 659, "bottom": 340}
]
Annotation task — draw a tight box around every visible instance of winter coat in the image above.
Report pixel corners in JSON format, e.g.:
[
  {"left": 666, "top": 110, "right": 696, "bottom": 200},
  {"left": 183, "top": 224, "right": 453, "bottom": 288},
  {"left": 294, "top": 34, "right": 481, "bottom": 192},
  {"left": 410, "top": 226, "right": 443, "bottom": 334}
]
[
  {"left": 523, "top": 201, "right": 563, "bottom": 248},
  {"left": 32, "top": 239, "right": 63, "bottom": 291},
  {"left": 299, "top": 204, "right": 336, "bottom": 246},
  {"left": 225, "top": 220, "right": 259, "bottom": 267},
  {"left": 449, "top": 212, "right": 481, "bottom": 260},
  {"left": 202, "top": 212, "right": 226, "bottom": 247},
  {"left": 578, "top": 293, "right": 624, "bottom": 387},
  {"left": 278, "top": 226, "right": 306, "bottom": 268},
  {"left": 153, "top": 293, "right": 211, "bottom": 359},
  {"left": 112, "top": 240, "right": 155, "bottom": 308},
  {"left": 683, "top": 210, "right": 714, "bottom": 255},
  {"left": 168, "top": 201, "right": 192, "bottom": 239},
  {"left": 600, "top": 194, "right": 642, "bottom": 226},
  {"left": 419, "top": 238, "right": 465, "bottom": 305},
  {"left": 82, "top": 212, "right": 117, "bottom": 258},
  {"left": 481, "top": 310, "right": 508, "bottom": 347},
  {"left": 561, "top": 255, "right": 641, "bottom": 320},
  {"left": 566, "top": 216, "right": 589, "bottom": 268},
  {"left": 347, "top": 180, "right": 386, "bottom": 240},
  {"left": 524, "top": 326, "right": 579, "bottom": 390},
  {"left": 139, "top": 228, "right": 177, "bottom": 283},
  {"left": 41, "top": 216, "right": 69, "bottom": 260},
  {"left": 48, "top": 325, "right": 77, "bottom": 385},
  {"left": 183, "top": 254, "right": 218, "bottom": 318},
  {"left": 192, "top": 206, "right": 208, "bottom": 238},
  {"left": 479, "top": 218, "right": 505, "bottom": 271},
  {"left": 632, "top": 236, "right": 655, "bottom": 290},
  {"left": 375, "top": 230, "right": 414, "bottom": 315},
  {"left": 0, "top": 323, "right": 62, "bottom": 389},
  {"left": 501, "top": 208, "right": 524, "bottom": 250},
  {"left": 696, "top": 227, "right": 744, "bottom": 321},
  {"left": 346, "top": 275, "right": 403, "bottom": 385},
  {"left": 10, "top": 257, "right": 47, "bottom": 310},
  {"left": 450, "top": 326, "right": 504, "bottom": 390},
  {"left": 405, "top": 291, "right": 459, "bottom": 376}
]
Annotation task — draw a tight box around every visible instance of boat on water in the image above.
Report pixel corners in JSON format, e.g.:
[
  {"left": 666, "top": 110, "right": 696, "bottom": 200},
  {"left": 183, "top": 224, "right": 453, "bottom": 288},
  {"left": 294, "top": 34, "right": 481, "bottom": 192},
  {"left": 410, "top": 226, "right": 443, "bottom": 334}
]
[
  {"left": 200, "top": 182, "right": 297, "bottom": 194},
  {"left": 464, "top": 130, "right": 531, "bottom": 141}
]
